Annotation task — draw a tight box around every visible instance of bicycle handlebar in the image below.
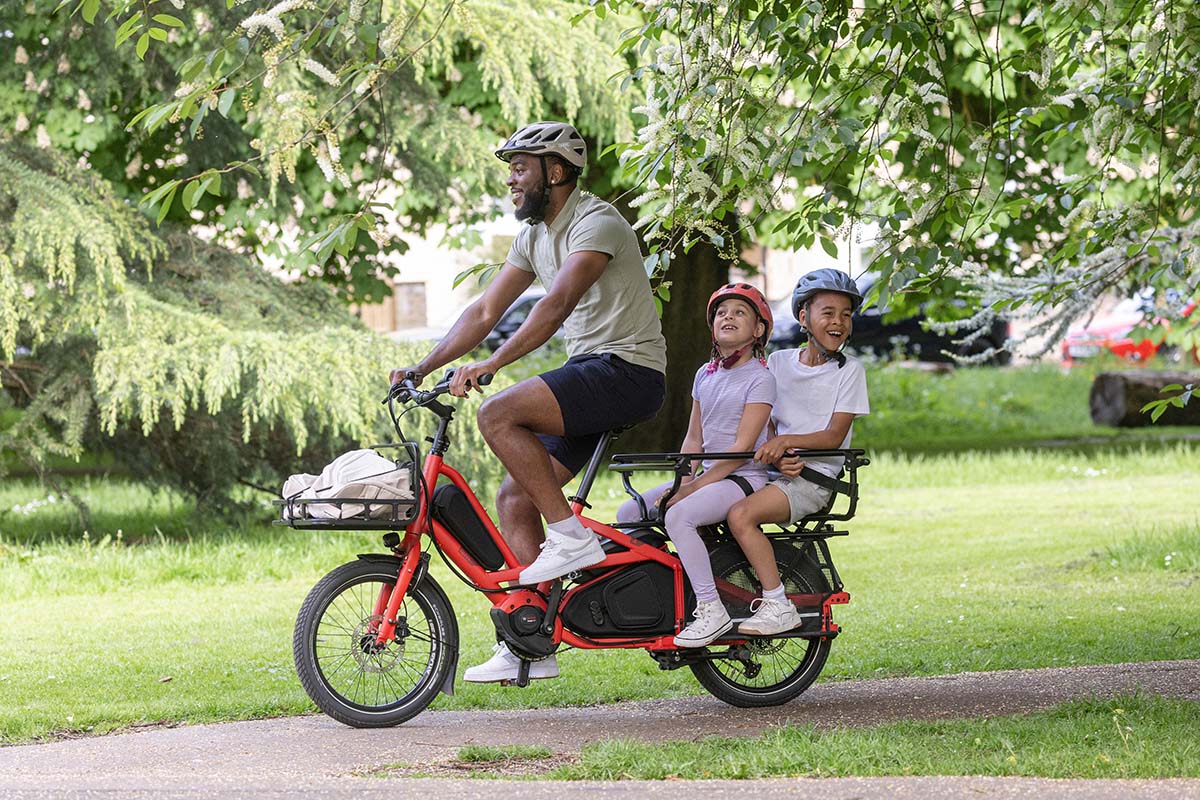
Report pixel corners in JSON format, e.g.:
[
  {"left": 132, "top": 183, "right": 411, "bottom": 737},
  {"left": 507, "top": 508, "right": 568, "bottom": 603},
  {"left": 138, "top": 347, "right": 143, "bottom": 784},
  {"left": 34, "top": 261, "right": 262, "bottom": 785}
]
[{"left": 384, "top": 369, "right": 494, "bottom": 406}]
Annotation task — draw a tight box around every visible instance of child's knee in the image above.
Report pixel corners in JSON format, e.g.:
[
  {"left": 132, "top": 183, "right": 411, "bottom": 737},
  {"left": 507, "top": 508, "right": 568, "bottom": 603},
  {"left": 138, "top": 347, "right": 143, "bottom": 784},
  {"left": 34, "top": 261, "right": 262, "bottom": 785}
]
[{"left": 726, "top": 500, "right": 756, "bottom": 532}]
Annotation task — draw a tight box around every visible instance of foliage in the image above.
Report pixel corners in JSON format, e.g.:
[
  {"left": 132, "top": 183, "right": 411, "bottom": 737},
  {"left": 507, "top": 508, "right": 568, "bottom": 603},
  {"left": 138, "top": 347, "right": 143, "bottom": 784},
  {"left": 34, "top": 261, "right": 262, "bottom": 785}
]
[
  {"left": 1141, "top": 382, "right": 1196, "bottom": 421},
  {"left": 4, "top": 0, "right": 636, "bottom": 302},
  {"left": 0, "top": 140, "right": 507, "bottom": 506},
  {"left": 603, "top": 0, "right": 1200, "bottom": 359}
]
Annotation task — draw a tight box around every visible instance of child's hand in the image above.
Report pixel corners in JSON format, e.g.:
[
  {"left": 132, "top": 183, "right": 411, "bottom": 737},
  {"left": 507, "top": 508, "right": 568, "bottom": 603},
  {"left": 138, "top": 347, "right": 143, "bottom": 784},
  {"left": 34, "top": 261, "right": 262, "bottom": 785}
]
[
  {"left": 754, "top": 436, "right": 790, "bottom": 465},
  {"left": 777, "top": 455, "right": 806, "bottom": 478}
]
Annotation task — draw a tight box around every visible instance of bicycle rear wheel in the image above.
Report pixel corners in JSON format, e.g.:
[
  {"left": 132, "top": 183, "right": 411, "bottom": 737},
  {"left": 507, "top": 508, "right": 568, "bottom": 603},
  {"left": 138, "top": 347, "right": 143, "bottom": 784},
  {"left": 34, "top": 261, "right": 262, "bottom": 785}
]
[
  {"left": 690, "top": 540, "right": 832, "bottom": 708},
  {"left": 293, "top": 558, "right": 457, "bottom": 727}
]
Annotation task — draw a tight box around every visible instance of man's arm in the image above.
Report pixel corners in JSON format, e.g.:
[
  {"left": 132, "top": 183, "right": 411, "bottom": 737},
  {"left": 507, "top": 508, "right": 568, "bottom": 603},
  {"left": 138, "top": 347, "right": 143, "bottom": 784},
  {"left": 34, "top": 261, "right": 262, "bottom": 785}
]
[
  {"left": 450, "top": 250, "right": 608, "bottom": 395},
  {"left": 390, "top": 264, "right": 533, "bottom": 385}
]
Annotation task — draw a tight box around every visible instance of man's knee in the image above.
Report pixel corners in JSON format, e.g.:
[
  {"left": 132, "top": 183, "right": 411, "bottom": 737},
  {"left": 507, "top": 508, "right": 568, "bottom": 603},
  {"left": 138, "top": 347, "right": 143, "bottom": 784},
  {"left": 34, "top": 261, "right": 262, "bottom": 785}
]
[{"left": 496, "top": 477, "right": 534, "bottom": 516}]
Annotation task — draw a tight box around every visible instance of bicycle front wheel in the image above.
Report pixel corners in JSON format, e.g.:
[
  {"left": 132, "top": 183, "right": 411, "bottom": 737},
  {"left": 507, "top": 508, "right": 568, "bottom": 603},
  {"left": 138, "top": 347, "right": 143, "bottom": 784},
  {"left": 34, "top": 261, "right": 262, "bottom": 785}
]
[{"left": 293, "top": 558, "right": 457, "bottom": 727}]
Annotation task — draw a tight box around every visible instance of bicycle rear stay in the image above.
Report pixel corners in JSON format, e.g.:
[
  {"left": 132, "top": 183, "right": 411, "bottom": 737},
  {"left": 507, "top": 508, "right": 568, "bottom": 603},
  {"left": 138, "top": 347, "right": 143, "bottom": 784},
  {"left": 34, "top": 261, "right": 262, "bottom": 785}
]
[{"left": 285, "top": 373, "right": 868, "bottom": 726}]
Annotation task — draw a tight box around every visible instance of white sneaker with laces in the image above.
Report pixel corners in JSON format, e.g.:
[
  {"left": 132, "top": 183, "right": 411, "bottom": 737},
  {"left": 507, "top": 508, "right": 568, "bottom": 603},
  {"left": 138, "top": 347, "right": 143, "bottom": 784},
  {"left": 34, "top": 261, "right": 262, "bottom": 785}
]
[
  {"left": 518, "top": 530, "right": 606, "bottom": 584},
  {"left": 673, "top": 600, "right": 733, "bottom": 648},
  {"left": 462, "top": 642, "right": 559, "bottom": 683},
  {"left": 738, "top": 597, "right": 804, "bottom": 636}
]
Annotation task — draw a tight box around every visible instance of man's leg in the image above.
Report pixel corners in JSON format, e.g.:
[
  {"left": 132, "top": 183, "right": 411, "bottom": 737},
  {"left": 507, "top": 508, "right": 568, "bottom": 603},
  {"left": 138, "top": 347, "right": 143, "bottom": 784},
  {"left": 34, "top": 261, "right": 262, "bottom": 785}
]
[
  {"left": 477, "top": 376, "right": 597, "bottom": 570},
  {"left": 495, "top": 467, "right": 574, "bottom": 565}
]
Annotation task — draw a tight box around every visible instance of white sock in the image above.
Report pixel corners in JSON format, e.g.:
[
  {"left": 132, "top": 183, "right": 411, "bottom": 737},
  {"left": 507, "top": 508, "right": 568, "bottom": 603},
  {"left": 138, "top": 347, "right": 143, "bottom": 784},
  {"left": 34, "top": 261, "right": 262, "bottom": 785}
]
[
  {"left": 762, "top": 583, "right": 787, "bottom": 602},
  {"left": 547, "top": 516, "right": 590, "bottom": 541}
]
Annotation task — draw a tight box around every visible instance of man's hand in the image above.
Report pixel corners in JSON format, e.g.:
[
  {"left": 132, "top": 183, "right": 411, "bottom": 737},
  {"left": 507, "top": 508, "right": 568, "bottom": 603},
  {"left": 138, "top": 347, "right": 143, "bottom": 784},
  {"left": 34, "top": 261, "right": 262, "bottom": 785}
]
[
  {"left": 449, "top": 360, "right": 497, "bottom": 397},
  {"left": 389, "top": 367, "right": 424, "bottom": 387},
  {"left": 754, "top": 435, "right": 791, "bottom": 466},
  {"left": 777, "top": 454, "right": 806, "bottom": 479}
]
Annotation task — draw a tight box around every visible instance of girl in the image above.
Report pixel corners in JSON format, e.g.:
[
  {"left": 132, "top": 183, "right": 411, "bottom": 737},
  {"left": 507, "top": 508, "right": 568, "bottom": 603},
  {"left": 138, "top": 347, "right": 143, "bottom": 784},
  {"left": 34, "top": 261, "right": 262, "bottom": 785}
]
[
  {"left": 616, "top": 283, "right": 775, "bottom": 647},
  {"left": 728, "top": 268, "right": 870, "bottom": 636}
]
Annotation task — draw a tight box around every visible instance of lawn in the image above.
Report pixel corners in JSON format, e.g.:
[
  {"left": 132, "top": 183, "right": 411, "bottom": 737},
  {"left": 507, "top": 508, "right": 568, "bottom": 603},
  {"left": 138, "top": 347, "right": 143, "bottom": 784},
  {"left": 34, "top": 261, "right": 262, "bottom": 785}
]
[{"left": 1, "top": 363, "right": 1197, "bottom": 745}]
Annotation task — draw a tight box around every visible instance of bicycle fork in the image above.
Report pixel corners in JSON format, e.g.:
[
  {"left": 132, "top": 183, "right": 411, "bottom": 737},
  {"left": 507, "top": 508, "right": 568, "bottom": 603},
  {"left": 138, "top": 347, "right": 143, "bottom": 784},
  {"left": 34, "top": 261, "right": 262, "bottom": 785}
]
[{"left": 370, "top": 532, "right": 426, "bottom": 645}]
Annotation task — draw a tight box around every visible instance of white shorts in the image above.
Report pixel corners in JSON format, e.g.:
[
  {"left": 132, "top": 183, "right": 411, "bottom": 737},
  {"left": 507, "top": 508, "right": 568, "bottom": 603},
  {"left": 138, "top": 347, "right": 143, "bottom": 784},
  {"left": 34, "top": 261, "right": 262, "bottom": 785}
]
[{"left": 769, "top": 476, "right": 833, "bottom": 525}]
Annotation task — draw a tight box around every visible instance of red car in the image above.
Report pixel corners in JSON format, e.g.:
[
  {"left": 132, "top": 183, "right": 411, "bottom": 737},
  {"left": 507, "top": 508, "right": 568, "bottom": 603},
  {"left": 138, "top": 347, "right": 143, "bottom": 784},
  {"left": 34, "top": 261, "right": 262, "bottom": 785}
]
[{"left": 1061, "top": 296, "right": 1197, "bottom": 366}]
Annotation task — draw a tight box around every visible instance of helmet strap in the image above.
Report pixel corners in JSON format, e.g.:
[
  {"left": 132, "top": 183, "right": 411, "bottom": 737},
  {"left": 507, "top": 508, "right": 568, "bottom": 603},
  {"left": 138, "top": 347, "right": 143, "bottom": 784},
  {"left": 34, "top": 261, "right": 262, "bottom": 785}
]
[{"left": 801, "top": 333, "right": 847, "bottom": 368}]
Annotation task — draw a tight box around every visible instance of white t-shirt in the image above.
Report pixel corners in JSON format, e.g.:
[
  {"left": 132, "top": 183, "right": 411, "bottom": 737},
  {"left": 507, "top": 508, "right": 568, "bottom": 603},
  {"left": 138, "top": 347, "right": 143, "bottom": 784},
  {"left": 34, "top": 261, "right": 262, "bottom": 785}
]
[
  {"left": 691, "top": 359, "right": 776, "bottom": 477},
  {"left": 766, "top": 349, "right": 870, "bottom": 478}
]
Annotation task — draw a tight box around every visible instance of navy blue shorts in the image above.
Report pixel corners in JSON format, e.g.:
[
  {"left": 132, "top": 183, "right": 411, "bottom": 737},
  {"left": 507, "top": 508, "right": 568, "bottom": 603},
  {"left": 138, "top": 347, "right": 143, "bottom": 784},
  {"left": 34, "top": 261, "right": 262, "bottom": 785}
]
[{"left": 537, "top": 353, "right": 665, "bottom": 474}]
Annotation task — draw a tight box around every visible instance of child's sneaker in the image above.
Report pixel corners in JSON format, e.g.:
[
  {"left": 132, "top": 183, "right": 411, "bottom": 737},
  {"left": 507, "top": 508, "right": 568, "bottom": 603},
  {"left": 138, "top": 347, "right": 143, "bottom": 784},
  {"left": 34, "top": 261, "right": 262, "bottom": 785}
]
[
  {"left": 738, "top": 597, "right": 804, "bottom": 636},
  {"left": 673, "top": 600, "right": 733, "bottom": 647}
]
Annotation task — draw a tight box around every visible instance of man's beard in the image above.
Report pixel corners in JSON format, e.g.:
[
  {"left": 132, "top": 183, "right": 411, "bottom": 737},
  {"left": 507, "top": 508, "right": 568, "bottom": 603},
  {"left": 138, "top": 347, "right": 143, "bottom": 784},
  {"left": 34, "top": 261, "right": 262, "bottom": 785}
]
[{"left": 514, "top": 180, "right": 547, "bottom": 222}]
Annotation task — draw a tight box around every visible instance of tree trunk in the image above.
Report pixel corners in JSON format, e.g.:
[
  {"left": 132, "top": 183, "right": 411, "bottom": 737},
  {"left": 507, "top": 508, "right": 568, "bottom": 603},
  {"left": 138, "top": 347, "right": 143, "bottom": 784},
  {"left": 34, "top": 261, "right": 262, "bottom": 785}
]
[
  {"left": 618, "top": 240, "right": 729, "bottom": 453},
  {"left": 1089, "top": 371, "right": 1200, "bottom": 427}
]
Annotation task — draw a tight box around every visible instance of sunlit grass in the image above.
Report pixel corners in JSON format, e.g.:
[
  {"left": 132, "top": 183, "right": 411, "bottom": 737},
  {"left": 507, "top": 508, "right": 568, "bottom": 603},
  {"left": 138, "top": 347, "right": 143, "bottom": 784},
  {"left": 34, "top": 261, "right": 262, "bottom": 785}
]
[
  {"left": 548, "top": 695, "right": 1200, "bottom": 780},
  {"left": 2, "top": 438, "right": 1198, "bottom": 742}
]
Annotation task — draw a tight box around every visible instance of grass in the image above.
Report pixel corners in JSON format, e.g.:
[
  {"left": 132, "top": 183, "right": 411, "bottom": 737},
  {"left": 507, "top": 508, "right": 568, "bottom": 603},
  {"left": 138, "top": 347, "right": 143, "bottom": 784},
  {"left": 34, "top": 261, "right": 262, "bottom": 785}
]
[
  {"left": 458, "top": 744, "right": 554, "bottom": 763},
  {"left": 546, "top": 695, "right": 1200, "bottom": 780},
  {"left": 1, "top": 442, "right": 1198, "bottom": 743},
  {"left": 857, "top": 359, "right": 1200, "bottom": 452},
  {"left": 1, "top": 364, "right": 1199, "bottom": 748}
]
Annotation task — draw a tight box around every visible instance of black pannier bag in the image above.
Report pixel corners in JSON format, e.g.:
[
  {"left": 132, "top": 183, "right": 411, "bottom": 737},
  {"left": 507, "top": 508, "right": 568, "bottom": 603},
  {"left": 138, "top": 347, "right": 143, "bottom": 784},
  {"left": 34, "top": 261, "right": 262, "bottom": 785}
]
[
  {"left": 561, "top": 563, "right": 683, "bottom": 637},
  {"left": 430, "top": 484, "right": 506, "bottom": 571}
]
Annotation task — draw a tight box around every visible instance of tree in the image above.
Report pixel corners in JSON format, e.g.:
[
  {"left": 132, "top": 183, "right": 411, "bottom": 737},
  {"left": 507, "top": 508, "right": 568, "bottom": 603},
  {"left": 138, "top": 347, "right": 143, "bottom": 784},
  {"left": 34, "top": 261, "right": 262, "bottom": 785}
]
[
  {"left": 0, "top": 139, "right": 510, "bottom": 509},
  {"left": 4, "top": 0, "right": 635, "bottom": 302},
  {"left": 605, "top": 0, "right": 1198, "bottom": 359}
]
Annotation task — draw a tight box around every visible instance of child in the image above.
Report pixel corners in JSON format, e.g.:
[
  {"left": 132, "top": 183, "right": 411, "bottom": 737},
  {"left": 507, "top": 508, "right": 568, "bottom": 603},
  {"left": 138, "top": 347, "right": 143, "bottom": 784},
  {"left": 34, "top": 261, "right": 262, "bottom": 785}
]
[
  {"left": 616, "top": 283, "right": 776, "bottom": 647},
  {"left": 727, "top": 268, "right": 870, "bottom": 636}
]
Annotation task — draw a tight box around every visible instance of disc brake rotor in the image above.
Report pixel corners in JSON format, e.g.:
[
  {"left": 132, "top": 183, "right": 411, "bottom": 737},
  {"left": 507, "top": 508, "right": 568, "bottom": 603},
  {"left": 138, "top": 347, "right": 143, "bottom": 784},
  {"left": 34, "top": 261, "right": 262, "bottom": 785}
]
[{"left": 351, "top": 615, "right": 406, "bottom": 673}]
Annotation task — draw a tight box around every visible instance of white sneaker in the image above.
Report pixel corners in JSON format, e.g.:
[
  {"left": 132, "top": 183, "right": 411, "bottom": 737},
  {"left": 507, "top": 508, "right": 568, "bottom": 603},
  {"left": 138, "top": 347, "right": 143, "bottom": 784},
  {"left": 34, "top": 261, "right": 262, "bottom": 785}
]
[
  {"left": 463, "top": 642, "right": 559, "bottom": 683},
  {"left": 518, "top": 530, "right": 606, "bottom": 584},
  {"left": 738, "top": 597, "right": 804, "bottom": 636},
  {"left": 673, "top": 600, "right": 733, "bottom": 648}
]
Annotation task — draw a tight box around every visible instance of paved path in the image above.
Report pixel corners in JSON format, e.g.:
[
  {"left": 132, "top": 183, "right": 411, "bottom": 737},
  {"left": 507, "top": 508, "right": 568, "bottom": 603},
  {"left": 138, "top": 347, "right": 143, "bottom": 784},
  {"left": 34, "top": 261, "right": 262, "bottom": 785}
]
[{"left": 1, "top": 660, "right": 1197, "bottom": 799}]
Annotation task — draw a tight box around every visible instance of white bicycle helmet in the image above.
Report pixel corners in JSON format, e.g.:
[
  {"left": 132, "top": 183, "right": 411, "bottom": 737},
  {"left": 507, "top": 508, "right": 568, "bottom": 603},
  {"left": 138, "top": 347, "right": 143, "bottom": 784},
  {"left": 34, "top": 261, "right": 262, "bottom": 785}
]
[{"left": 495, "top": 121, "right": 587, "bottom": 169}]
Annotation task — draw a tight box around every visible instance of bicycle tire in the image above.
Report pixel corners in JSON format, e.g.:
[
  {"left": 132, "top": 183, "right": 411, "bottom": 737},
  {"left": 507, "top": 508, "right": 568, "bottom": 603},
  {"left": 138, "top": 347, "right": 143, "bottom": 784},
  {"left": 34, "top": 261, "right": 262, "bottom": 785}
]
[
  {"left": 690, "top": 540, "right": 832, "bottom": 708},
  {"left": 293, "top": 558, "right": 457, "bottom": 727}
]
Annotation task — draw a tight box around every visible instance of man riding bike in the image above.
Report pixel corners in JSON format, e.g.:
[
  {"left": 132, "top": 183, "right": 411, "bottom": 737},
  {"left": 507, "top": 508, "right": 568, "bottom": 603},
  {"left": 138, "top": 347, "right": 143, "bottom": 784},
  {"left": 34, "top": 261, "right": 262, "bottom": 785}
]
[{"left": 389, "top": 121, "right": 667, "bottom": 682}]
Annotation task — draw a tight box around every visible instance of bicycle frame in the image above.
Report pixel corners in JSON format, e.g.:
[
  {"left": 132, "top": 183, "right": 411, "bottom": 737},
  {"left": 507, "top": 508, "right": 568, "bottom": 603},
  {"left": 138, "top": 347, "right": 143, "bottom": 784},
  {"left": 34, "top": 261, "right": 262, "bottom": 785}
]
[{"left": 368, "top": 385, "right": 853, "bottom": 653}]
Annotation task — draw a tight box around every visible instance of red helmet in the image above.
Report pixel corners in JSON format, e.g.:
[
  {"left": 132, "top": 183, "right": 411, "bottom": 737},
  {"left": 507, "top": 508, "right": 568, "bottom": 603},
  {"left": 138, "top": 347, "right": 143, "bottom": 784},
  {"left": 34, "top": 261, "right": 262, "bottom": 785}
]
[{"left": 707, "top": 283, "right": 773, "bottom": 347}]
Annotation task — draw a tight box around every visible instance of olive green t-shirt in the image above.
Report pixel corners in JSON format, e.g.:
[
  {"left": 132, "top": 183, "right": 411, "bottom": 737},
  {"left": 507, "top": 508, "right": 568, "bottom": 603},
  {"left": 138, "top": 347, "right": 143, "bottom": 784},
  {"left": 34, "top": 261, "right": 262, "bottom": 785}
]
[{"left": 506, "top": 188, "right": 667, "bottom": 374}]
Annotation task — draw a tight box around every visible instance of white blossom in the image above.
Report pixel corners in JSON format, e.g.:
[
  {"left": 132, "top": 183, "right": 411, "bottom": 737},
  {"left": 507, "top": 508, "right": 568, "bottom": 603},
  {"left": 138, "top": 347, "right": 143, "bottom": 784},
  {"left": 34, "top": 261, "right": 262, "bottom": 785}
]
[
  {"left": 14, "top": 45, "right": 28, "bottom": 65},
  {"left": 301, "top": 58, "right": 339, "bottom": 86},
  {"left": 14, "top": 112, "right": 29, "bottom": 132},
  {"left": 35, "top": 124, "right": 51, "bottom": 148}
]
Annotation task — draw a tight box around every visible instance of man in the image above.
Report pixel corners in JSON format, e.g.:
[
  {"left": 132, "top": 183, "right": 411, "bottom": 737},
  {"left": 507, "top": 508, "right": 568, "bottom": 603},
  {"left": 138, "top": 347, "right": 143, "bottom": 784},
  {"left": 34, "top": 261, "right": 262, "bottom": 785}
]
[{"left": 390, "top": 121, "right": 667, "bottom": 682}]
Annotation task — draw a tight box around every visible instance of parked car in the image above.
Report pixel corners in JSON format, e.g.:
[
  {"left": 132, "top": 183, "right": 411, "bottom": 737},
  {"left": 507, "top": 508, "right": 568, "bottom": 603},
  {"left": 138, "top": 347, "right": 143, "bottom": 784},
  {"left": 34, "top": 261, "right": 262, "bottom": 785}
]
[
  {"left": 1060, "top": 295, "right": 1197, "bottom": 367},
  {"left": 483, "top": 288, "right": 557, "bottom": 351},
  {"left": 769, "top": 273, "right": 1011, "bottom": 364}
]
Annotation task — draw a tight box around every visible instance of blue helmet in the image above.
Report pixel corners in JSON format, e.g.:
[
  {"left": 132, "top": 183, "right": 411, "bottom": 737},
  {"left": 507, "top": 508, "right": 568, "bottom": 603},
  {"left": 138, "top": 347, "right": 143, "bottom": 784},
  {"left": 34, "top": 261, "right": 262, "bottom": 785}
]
[{"left": 791, "top": 269, "right": 864, "bottom": 319}]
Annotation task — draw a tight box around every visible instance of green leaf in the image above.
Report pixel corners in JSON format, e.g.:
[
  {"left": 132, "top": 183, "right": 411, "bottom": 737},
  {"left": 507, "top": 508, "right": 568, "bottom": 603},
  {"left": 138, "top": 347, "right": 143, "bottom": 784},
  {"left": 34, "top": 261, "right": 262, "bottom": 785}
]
[
  {"left": 153, "top": 13, "right": 185, "bottom": 27},
  {"left": 115, "top": 12, "right": 143, "bottom": 46},
  {"left": 148, "top": 27, "right": 168, "bottom": 42},
  {"left": 218, "top": 89, "right": 235, "bottom": 117},
  {"left": 156, "top": 185, "right": 177, "bottom": 225},
  {"left": 81, "top": 0, "right": 100, "bottom": 24},
  {"left": 181, "top": 180, "right": 201, "bottom": 212},
  {"left": 136, "top": 32, "right": 150, "bottom": 60},
  {"left": 820, "top": 237, "right": 838, "bottom": 258}
]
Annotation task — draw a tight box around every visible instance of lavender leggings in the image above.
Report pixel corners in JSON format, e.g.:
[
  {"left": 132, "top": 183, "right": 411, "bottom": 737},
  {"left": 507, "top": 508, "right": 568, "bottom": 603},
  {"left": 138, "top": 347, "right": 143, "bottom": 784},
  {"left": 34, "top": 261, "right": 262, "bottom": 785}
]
[{"left": 616, "top": 475, "right": 767, "bottom": 603}]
